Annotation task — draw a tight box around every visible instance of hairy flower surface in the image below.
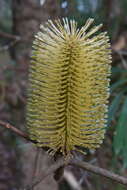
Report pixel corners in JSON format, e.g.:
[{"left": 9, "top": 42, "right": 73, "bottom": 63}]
[{"left": 26, "top": 18, "right": 111, "bottom": 156}]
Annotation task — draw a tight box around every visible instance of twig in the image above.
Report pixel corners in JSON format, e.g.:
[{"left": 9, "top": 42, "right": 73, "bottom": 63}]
[
  {"left": 0, "top": 120, "right": 127, "bottom": 187},
  {"left": 64, "top": 170, "right": 82, "bottom": 190},
  {"left": 0, "top": 31, "right": 20, "bottom": 40},
  {"left": 82, "top": 174, "right": 93, "bottom": 190},
  {"left": 71, "top": 160, "right": 127, "bottom": 186},
  {"left": 0, "top": 120, "right": 30, "bottom": 140},
  {"left": 0, "top": 40, "right": 20, "bottom": 52},
  {"left": 113, "top": 50, "right": 127, "bottom": 56},
  {"left": 27, "top": 158, "right": 127, "bottom": 189},
  {"left": 79, "top": 158, "right": 96, "bottom": 190},
  {"left": 116, "top": 50, "right": 127, "bottom": 69},
  {"left": 0, "top": 31, "right": 21, "bottom": 52}
]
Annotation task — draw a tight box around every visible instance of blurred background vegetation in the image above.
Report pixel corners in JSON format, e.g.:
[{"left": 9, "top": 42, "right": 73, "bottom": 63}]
[{"left": 0, "top": 0, "right": 127, "bottom": 190}]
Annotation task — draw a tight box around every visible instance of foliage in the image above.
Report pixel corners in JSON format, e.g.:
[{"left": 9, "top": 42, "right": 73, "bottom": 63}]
[{"left": 110, "top": 65, "right": 127, "bottom": 168}]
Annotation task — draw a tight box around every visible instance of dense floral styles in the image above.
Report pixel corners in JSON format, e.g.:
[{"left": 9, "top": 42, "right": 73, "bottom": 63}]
[{"left": 26, "top": 18, "right": 112, "bottom": 156}]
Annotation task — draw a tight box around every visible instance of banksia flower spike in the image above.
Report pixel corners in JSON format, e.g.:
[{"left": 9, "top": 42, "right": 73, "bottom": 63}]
[{"left": 26, "top": 18, "right": 112, "bottom": 157}]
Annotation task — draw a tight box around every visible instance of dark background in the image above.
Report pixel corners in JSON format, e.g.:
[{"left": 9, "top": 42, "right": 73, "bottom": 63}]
[{"left": 0, "top": 0, "right": 127, "bottom": 189}]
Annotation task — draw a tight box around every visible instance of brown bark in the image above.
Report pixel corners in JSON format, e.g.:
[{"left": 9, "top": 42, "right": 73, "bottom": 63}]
[
  {"left": 10, "top": 1, "right": 61, "bottom": 189},
  {"left": 11, "top": 0, "right": 60, "bottom": 73}
]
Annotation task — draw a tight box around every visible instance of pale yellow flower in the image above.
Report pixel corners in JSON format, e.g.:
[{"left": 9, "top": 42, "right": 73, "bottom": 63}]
[{"left": 26, "top": 18, "right": 112, "bottom": 157}]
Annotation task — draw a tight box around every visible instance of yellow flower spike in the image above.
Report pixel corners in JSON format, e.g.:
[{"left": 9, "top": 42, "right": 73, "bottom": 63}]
[{"left": 26, "top": 18, "right": 112, "bottom": 157}]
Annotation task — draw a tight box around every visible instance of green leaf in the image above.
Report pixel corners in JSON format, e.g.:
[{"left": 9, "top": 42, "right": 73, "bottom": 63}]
[
  {"left": 113, "top": 97, "right": 127, "bottom": 157},
  {"left": 108, "top": 92, "right": 123, "bottom": 126},
  {"left": 111, "top": 67, "right": 127, "bottom": 74},
  {"left": 110, "top": 79, "right": 127, "bottom": 93}
]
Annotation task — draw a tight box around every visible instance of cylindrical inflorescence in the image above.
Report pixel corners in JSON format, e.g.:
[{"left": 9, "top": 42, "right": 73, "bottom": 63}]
[{"left": 26, "top": 18, "right": 112, "bottom": 156}]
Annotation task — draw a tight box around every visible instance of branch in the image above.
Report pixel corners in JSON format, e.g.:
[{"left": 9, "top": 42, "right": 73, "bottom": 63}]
[
  {"left": 64, "top": 170, "right": 83, "bottom": 190},
  {"left": 27, "top": 157, "right": 127, "bottom": 189},
  {"left": 0, "top": 31, "right": 20, "bottom": 40},
  {"left": 0, "top": 40, "right": 20, "bottom": 52},
  {"left": 0, "top": 120, "right": 30, "bottom": 141},
  {"left": 0, "top": 120, "right": 127, "bottom": 187},
  {"left": 71, "top": 160, "right": 127, "bottom": 186},
  {"left": 0, "top": 31, "right": 21, "bottom": 52}
]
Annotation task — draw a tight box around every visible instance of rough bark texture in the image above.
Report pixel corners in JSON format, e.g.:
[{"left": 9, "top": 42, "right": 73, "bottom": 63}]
[
  {"left": 20, "top": 145, "right": 58, "bottom": 190},
  {"left": 0, "top": 137, "right": 20, "bottom": 190},
  {"left": 10, "top": 0, "right": 61, "bottom": 189},
  {"left": 12, "top": 0, "right": 60, "bottom": 71}
]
